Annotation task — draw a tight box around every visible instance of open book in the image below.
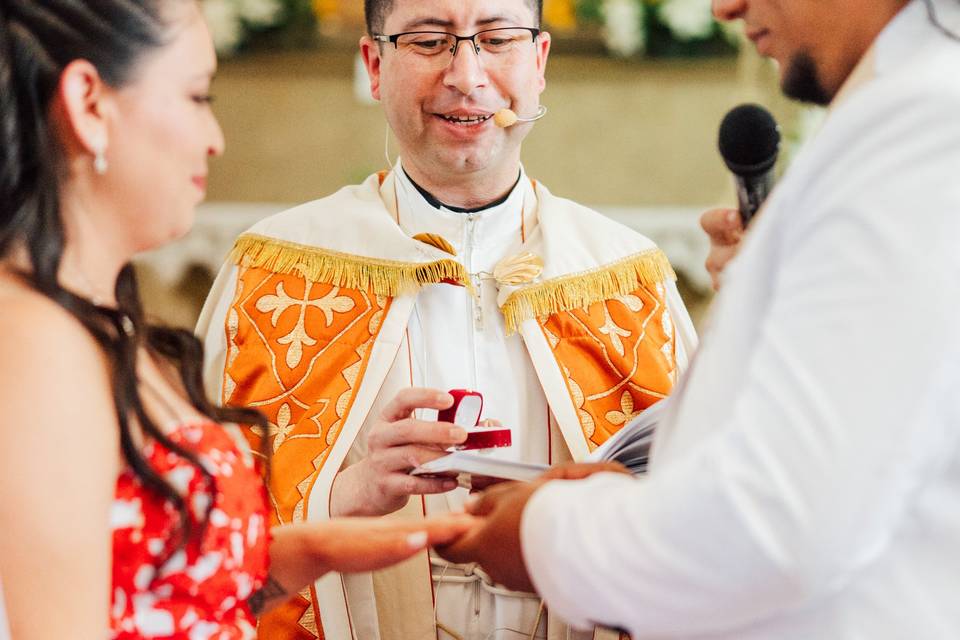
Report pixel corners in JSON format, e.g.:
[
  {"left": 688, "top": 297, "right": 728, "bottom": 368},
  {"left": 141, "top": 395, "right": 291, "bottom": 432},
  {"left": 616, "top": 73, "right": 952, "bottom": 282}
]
[{"left": 412, "top": 398, "right": 667, "bottom": 482}]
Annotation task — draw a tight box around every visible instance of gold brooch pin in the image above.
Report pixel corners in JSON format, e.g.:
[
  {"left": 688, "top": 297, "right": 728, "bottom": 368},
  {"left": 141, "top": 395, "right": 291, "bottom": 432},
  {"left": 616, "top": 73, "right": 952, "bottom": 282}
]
[{"left": 493, "top": 252, "right": 544, "bottom": 286}]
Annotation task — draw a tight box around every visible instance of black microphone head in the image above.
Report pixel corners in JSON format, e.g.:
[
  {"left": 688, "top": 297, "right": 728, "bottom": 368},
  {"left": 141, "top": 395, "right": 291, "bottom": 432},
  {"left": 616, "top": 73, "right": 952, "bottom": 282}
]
[{"left": 718, "top": 104, "right": 781, "bottom": 176}]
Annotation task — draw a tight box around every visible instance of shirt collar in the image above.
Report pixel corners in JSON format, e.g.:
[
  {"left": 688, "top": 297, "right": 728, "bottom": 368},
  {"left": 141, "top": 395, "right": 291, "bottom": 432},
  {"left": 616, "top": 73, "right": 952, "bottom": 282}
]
[{"left": 395, "top": 160, "right": 525, "bottom": 216}]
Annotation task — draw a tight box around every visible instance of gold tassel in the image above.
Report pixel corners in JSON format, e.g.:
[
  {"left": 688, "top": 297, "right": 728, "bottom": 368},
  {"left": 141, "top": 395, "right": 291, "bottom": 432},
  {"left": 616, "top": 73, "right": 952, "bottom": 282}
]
[
  {"left": 229, "top": 233, "right": 473, "bottom": 296},
  {"left": 501, "top": 249, "right": 676, "bottom": 335}
]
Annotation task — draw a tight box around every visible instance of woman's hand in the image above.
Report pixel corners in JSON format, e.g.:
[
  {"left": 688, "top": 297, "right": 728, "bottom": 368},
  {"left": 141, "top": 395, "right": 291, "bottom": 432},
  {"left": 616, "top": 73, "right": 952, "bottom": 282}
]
[{"left": 261, "top": 513, "right": 476, "bottom": 613}]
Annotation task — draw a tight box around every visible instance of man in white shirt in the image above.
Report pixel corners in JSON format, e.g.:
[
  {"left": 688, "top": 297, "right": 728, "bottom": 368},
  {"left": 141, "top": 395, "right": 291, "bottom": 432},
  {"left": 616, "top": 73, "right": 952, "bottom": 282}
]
[
  {"left": 437, "top": 1, "right": 960, "bottom": 638},
  {"left": 199, "top": 1, "right": 695, "bottom": 638}
]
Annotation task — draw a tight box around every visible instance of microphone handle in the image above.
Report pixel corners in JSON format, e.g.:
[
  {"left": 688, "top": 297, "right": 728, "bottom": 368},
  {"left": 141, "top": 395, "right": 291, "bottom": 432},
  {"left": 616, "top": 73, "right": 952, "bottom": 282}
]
[{"left": 734, "top": 170, "right": 775, "bottom": 226}]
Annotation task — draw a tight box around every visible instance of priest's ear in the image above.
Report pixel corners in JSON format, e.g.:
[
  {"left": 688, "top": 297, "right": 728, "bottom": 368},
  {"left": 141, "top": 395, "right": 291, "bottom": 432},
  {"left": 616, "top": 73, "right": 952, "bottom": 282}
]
[
  {"left": 359, "top": 35, "right": 383, "bottom": 101},
  {"left": 534, "top": 30, "right": 552, "bottom": 94}
]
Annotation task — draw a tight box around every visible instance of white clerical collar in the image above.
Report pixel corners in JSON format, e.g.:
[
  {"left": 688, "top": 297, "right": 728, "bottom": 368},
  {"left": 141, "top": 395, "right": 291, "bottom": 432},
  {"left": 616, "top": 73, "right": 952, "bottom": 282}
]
[
  {"left": 394, "top": 159, "right": 527, "bottom": 217},
  {"left": 392, "top": 159, "right": 536, "bottom": 255}
]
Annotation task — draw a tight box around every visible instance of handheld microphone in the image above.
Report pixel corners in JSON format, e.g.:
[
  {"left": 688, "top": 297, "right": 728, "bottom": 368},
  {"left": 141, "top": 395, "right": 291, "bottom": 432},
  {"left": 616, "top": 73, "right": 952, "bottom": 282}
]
[
  {"left": 718, "top": 104, "right": 781, "bottom": 226},
  {"left": 494, "top": 105, "right": 548, "bottom": 128}
]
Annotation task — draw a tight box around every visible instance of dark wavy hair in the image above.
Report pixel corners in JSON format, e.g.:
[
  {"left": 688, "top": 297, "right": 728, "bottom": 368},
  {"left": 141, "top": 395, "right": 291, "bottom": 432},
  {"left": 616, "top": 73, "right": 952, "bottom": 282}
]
[
  {"left": 0, "top": 0, "right": 269, "bottom": 553},
  {"left": 364, "top": 0, "right": 544, "bottom": 34}
]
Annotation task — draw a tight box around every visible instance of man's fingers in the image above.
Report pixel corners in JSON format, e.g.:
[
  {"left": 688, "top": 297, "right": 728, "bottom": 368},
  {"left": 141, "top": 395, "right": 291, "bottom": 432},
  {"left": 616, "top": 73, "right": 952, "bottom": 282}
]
[
  {"left": 382, "top": 473, "right": 459, "bottom": 498},
  {"left": 369, "top": 418, "right": 467, "bottom": 450},
  {"left": 705, "top": 245, "right": 739, "bottom": 280},
  {"left": 372, "top": 444, "right": 457, "bottom": 472},
  {"left": 422, "top": 514, "right": 478, "bottom": 546},
  {"left": 469, "top": 475, "right": 508, "bottom": 493},
  {"left": 433, "top": 527, "right": 484, "bottom": 565},
  {"left": 464, "top": 481, "right": 520, "bottom": 516},
  {"left": 380, "top": 387, "right": 454, "bottom": 422},
  {"left": 541, "top": 461, "right": 629, "bottom": 481},
  {"left": 701, "top": 208, "right": 744, "bottom": 245}
]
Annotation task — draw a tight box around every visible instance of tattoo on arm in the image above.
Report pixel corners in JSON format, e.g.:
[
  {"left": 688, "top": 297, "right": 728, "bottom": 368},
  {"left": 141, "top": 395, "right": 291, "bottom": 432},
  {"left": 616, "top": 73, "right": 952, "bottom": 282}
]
[{"left": 249, "top": 575, "right": 288, "bottom": 616}]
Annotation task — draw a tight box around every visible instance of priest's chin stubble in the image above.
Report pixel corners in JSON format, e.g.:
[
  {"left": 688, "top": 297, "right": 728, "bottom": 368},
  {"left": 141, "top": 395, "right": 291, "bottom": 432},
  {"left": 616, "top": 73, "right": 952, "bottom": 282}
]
[{"left": 783, "top": 52, "right": 833, "bottom": 106}]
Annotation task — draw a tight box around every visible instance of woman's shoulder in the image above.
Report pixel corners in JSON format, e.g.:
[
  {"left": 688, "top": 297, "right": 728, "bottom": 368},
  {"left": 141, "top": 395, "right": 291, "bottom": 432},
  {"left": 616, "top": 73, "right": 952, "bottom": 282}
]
[{"left": 0, "top": 275, "right": 110, "bottom": 386}]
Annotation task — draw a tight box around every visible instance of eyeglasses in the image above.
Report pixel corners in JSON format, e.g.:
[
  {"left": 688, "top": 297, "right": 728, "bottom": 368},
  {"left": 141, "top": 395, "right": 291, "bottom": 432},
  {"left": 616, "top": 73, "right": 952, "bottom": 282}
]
[{"left": 373, "top": 27, "right": 541, "bottom": 68}]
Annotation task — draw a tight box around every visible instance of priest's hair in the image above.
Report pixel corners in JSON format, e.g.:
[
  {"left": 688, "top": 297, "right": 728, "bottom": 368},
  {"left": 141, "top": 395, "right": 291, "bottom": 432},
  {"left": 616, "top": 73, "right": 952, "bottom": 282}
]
[{"left": 365, "top": 0, "right": 543, "bottom": 35}]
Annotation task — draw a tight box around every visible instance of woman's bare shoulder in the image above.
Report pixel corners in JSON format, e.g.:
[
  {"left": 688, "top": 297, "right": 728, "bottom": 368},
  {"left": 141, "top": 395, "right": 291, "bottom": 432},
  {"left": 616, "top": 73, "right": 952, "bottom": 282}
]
[{"left": 0, "top": 276, "right": 112, "bottom": 396}]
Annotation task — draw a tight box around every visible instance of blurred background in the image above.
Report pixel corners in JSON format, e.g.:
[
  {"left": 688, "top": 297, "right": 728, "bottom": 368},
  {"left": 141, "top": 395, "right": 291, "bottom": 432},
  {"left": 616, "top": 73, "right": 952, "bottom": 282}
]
[{"left": 137, "top": 0, "right": 821, "bottom": 329}]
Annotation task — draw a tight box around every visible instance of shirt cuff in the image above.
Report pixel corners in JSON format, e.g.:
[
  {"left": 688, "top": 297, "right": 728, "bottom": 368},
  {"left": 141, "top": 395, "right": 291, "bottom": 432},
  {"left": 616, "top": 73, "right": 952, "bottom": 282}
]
[{"left": 520, "top": 473, "right": 635, "bottom": 630}]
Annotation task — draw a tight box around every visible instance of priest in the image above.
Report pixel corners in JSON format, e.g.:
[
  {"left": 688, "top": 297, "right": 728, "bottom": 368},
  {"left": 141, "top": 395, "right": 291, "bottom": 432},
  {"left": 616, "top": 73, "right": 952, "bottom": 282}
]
[{"left": 198, "top": 1, "right": 696, "bottom": 638}]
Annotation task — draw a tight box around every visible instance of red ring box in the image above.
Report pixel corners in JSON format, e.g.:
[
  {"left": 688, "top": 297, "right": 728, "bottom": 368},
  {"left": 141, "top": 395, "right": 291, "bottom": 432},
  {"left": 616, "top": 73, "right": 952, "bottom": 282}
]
[{"left": 438, "top": 389, "right": 512, "bottom": 451}]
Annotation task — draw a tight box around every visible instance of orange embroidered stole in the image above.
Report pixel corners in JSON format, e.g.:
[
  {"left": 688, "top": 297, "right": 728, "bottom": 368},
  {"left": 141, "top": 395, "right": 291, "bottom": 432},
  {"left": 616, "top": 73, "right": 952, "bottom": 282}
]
[{"left": 223, "top": 264, "right": 391, "bottom": 639}]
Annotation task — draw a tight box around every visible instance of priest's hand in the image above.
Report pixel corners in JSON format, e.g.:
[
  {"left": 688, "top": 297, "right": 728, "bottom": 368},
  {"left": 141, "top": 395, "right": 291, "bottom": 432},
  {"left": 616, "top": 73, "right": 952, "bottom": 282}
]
[
  {"left": 701, "top": 207, "right": 744, "bottom": 291},
  {"left": 330, "top": 388, "right": 467, "bottom": 517},
  {"left": 435, "top": 462, "right": 629, "bottom": 593}
]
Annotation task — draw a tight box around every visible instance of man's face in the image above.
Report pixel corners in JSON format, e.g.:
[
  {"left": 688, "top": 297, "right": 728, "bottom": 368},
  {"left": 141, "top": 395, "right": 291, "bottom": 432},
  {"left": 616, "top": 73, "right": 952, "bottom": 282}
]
[
  {"left": 361, "top": 0, "right": 550, "bottom": 183},
  {"left": 712, "top": 0, "right": 905, "bottom": 105}
]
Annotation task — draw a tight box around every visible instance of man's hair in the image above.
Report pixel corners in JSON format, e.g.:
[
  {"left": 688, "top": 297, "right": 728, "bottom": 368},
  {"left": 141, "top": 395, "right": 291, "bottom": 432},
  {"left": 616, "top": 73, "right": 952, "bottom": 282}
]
[{"left": 364, "top": 0, "right": 543, "bottom": 34}]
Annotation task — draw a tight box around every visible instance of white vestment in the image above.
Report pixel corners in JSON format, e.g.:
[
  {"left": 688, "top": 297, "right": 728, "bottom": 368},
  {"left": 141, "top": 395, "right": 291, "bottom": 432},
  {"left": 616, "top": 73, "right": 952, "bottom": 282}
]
[{"left": 521, "top": 1, "right": 960, "bottom": 638}]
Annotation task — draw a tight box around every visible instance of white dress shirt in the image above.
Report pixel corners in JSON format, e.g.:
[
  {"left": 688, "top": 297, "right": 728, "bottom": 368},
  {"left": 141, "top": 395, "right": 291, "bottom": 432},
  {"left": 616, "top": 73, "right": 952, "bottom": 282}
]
[
  {"left": 521, "top": 2, "right": 960, "bottom": 638},
  {"left": 376, "top": 163, "right": 553, "bottom": 639},
  {"left": 0, "top": 577, "right": 10, "bottom": 640}
]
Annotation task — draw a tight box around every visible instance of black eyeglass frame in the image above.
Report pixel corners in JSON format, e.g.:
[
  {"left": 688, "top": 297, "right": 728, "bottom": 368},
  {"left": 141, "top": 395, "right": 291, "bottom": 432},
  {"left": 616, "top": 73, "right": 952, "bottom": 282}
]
[{"left": 372, "top": 27, "right": 542, "bottom": 57}]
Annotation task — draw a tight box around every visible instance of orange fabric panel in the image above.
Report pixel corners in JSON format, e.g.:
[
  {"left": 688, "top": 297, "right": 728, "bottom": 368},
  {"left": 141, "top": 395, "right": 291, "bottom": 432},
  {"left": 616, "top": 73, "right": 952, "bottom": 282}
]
[
  {"left": 258, "top": 597, "right": 319, "bottom": 640},
  {"left": 539, "top": 283, "right": 677, "bottom": 450},
  {"left": 222, "top": 266, "right": 392, "bottom": 640}
]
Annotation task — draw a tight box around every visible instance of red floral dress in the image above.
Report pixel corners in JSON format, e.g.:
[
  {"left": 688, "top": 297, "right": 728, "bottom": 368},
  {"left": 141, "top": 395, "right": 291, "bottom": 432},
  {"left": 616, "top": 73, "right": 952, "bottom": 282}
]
[{"left": 110, "top": 422, "right": 270, "bottom": 639}]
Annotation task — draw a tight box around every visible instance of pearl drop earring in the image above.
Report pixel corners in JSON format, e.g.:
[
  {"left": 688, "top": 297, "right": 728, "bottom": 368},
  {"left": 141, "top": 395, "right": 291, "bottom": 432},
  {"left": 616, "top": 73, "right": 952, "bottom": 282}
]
[{"left": 93, "top": 146, "right": 108, "bottom": 175}]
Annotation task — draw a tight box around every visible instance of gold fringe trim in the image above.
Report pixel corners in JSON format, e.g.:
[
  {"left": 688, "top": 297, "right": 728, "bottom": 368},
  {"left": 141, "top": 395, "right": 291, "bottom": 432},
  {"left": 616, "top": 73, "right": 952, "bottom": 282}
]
[
  {"left": 501, "top": 248, "right": 676, "bottom": 335},
  {"left": 229, "top": 233, "right": 473, "bottom": 296}
]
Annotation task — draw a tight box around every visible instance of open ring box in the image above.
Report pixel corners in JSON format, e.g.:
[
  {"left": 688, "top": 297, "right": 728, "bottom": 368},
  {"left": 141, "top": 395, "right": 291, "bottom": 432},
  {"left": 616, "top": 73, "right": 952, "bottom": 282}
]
[{"left": 438, "top": 389, "right": 512, "bottom": 451}]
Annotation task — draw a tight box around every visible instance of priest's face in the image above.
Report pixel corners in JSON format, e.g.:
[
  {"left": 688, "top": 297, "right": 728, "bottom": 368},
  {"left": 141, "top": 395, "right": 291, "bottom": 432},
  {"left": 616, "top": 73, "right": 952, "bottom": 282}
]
[
  {"left": 712, "top": 0, "right": 908, "bottom": 105},
  {"left": 361, "top": 0, "right": 550, "bottom": 186}
]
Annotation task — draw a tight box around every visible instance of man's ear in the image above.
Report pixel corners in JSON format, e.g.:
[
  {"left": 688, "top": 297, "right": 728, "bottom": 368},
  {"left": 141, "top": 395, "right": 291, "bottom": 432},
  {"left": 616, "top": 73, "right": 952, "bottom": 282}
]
[
  {"left": 535, "top": 31, "right": 552, "bottom": 94},
  {"left": 360, "top": 35, "right": 384, "bottom": 101},
  {"left": 52, "top": 59, "right": 114, "bottom": 160}
]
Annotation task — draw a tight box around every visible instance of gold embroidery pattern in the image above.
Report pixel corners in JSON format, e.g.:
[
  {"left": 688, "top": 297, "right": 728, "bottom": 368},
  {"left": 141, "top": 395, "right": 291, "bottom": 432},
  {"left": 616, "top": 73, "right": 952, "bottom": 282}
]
[
  {"left": 223, "top": 266, "right": 391, "bottom": 640},
  {"left": 539, "top": 283, "right": 677, "bottom": 449}
]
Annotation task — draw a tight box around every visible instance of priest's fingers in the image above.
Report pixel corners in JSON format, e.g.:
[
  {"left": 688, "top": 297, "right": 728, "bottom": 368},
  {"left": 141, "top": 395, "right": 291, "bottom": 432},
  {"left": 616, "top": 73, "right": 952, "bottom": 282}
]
[
  {"left": 380, "top": 472, "right": 459, "bottom": 498},
  {"left": 368, "top": 417, "right": 467, "bottom": 450},
  {"left": 540, "top": 461, "right": 630, "bottom": 481},
  {"left": 700, "top": 207, "right": 743, "bottom": 246},
  {"left": 469, "top": 474, "right": 509, "bottom": 493},
  {"left": 379, "top": 387, "right": 453, "bottom": 422},
  {"left": 370, "top": 444, "right": 457, "bottom": 473}
]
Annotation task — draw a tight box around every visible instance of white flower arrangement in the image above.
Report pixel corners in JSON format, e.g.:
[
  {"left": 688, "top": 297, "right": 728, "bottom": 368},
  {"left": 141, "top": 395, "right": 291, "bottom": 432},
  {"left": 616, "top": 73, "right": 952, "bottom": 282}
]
[
  {"left": 602, "top": 0, "right": 647, "bottom": 57},
  {"left": 656, "top": 0, "right": 715, "bottom": 42},
  {"left": 202, "top": 0, "right": 285, "bottom": 55},
  {"left": 588, "top": 0, "right": 734, "bottom": 58}
]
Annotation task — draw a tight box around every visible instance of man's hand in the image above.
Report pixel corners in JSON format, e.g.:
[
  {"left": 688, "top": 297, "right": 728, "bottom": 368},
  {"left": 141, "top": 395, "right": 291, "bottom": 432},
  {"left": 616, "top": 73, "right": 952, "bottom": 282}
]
[
  {"left": 331, "top": 388, "right": 467, "bottom": 517},
  {"left": 701, "top": 207, "right": 744, "bottom": 291},
  {"left": 435, "top": 462, "right": 629, "bottom": 592}
]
